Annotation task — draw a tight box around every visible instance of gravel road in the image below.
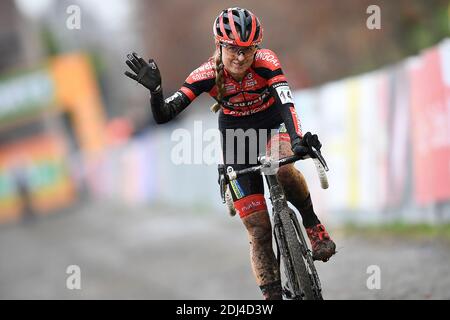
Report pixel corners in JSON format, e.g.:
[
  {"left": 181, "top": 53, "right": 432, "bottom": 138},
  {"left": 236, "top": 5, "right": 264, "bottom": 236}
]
[{"left": 1, "top": 202, "right": 449, "bottom": 299}]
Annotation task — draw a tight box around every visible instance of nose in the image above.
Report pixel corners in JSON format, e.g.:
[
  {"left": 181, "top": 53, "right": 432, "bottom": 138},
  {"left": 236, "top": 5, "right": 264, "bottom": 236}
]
[{"left": 237, "top": 52, "right": 246, "bottom": 61}]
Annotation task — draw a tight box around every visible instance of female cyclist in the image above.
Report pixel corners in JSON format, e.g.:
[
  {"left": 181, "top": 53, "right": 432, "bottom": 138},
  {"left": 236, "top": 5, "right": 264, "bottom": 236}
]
[{"left": 125, "top": 7, "right": 336, "bottom": 300}]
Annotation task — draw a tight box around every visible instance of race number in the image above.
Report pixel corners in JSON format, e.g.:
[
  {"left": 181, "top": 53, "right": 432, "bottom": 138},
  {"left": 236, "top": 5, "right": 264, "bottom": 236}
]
[{"left": 275, "top": 85, "right": 294, "bottom": 104}]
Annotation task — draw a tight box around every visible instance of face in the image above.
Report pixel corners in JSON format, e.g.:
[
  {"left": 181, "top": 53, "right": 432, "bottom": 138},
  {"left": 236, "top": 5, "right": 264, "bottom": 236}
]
[{"left": 220, "top": 44, "right": 257, "bottom": 80}]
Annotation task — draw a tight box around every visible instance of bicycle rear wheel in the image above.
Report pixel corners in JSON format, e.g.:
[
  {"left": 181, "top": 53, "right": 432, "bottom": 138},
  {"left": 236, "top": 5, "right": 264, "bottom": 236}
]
[{"left": 275, "top": 207, "right": 316, "bottom": 300}]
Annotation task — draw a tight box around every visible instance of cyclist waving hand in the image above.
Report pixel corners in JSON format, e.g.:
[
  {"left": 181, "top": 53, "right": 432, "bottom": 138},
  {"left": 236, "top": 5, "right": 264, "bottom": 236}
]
[{"left": 125, "top": 7, "right": 336, "bottom": 300}]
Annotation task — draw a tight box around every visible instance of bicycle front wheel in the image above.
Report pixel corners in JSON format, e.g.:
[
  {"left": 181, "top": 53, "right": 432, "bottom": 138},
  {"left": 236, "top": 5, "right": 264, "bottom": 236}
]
[{"left": 275, "top": 207, "right": 316, "bottom": 300}]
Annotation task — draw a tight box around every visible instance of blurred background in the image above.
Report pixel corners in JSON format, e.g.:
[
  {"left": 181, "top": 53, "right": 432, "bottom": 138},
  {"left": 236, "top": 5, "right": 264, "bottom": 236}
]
[{"left": 0, "top": 0, "right": 449, "bottom": 299}]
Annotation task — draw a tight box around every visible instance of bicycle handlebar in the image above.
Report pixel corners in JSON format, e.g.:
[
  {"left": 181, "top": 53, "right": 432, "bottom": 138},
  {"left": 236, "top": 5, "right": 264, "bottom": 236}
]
[{"left": 226, "top": 147, "right": 329, "bottom": 189}]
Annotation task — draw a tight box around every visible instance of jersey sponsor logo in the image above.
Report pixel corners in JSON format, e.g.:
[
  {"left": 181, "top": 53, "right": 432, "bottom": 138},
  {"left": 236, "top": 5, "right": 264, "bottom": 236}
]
[
  {"left": 225, "top": 98, "right": 274, "bottom": 116},
  {"left": 275, "top": 85, "right": 294, "bottom": 105},
  {"left": 188, "top": 62, "right": 215, "bottom": 82},
  {"left": 240, "top": 200, "right": 262, "bottom": 213},
  {"left": 244, "top": 79, "right": 257, "bottom": 88},
  {"left": 225, "top": 91, "right": 268, "bottom": 107},
  {"left": 191, "top": 70, "right": 215, "bottom": 81},
  {"left": 272, "top": 81, "right": 289, "bottom": 88},
  {"left": 165, "top": 91, "right": 182, "bottom": 104},
  {"left": 255, "top": 51, "right": 280, "bottom": 68},
  {"left": 289, "top": 106, "right": 303, "bottom": 136},
  {"left": 234, "top": 194, "right": 267, "bottom": 218},
  {"left": 225, "top": 83, "right": 237, "bottom": 93},
  {"left": 192, "top": 61, "right": 214, "bottom": 73}
]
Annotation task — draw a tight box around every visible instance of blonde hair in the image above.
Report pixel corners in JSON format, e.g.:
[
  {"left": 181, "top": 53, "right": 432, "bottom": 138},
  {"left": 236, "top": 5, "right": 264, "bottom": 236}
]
[{"left": 210, "top": 47, "right": 225, "bottom": 113}]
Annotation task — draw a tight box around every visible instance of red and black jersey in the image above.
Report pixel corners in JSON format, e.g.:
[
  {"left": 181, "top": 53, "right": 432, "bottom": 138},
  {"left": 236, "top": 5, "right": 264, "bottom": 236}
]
[{"left": 150, "top": 48, "right": 303, "bottom": 144}]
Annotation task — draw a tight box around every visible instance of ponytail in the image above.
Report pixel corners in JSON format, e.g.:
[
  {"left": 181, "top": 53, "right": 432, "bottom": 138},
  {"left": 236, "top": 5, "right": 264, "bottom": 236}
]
[{"left": 210, "top": 47, "right": 225, "bottom": 113}]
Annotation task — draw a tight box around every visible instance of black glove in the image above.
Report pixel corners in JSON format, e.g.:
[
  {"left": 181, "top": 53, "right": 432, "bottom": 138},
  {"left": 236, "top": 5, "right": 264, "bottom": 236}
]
[
  {"left": 291, "top": 132, "right": 322, "bottom": 158},
  {"left": 124, "top": 52, "right": 161, "bottom": 93}
]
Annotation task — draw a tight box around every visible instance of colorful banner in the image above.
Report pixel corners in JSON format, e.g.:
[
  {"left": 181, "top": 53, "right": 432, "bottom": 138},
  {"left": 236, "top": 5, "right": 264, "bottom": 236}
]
[{"left": 408, "top": 40, "right": 450, "bottom": 205}]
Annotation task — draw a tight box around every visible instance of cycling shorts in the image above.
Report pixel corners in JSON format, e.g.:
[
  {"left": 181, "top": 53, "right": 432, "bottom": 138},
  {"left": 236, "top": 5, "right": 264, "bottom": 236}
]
[{"left": 219, "top": 107, "right": 291, "bottom": 217}]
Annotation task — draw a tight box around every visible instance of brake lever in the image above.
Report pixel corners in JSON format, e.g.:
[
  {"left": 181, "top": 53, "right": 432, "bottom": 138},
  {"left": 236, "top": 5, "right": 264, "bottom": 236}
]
[
  {"left": 220, "top": 177, "right": 226, "bottom": 204},
  {"left": 311, "top": 147, "right": 329, "bottom": 172},
  {"left": 218, "top": 165, "right": 227, "bottom": 204}
]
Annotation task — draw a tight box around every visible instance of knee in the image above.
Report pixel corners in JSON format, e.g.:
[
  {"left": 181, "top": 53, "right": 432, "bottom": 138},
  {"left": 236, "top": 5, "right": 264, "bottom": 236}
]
[
  {"left": 276, "top": 165, "right": 310, "bottom": 200},
  {"left": 242, "top": 211, "right": 272, "bottom": 243},
  {"left": 276, "top": 164, "right": 297, "bottom": 186}
]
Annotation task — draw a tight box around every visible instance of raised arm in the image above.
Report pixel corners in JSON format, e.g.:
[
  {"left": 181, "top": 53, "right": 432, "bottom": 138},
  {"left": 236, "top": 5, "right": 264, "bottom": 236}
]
[{"left": 124, "top": 52, "right": 191, "bottom": 124}]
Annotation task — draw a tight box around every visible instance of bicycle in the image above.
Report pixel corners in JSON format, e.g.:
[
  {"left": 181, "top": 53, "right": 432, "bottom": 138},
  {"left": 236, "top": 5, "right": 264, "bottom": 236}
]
[{"left": 218, "top": 147, "right": 329, "bottom": 300}]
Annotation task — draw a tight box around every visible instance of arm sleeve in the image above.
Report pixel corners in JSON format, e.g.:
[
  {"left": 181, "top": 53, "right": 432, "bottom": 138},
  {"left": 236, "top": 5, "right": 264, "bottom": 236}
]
[
  {"left": 150, "top": 89, "right": 191, "bottom": 124},
  {"left": 270, "top": 84, "right": 303, "bottom": 145},
  {"left": 150, "top": 60, "right": 216, "bottom": 124}
]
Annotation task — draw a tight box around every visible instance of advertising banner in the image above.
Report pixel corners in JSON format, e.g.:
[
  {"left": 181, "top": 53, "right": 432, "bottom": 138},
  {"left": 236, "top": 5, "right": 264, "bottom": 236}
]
[{"left": 409, "top": 41, "right": 450, "bottom": 205}]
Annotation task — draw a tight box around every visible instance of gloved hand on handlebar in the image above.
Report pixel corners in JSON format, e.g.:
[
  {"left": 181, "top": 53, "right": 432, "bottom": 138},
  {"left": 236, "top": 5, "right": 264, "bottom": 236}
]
[
  {"left": 124, "top": 52, "right": 162, "bottom": 93},
  {"left": 291, "top": 132, "right": 322, "bottom": 158}
]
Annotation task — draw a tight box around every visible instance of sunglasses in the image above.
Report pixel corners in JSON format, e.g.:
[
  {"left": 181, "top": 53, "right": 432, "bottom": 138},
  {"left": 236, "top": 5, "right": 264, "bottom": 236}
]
[{"left": 220, "top": 43, "right": 258, "bottom": 55}]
